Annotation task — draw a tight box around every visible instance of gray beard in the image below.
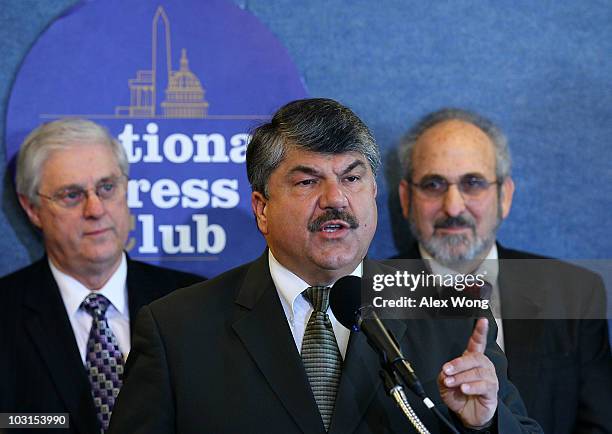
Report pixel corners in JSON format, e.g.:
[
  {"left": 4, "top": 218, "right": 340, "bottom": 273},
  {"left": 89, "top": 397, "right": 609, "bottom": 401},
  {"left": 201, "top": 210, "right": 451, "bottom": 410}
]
[
  {"left": 414, "top": 225, "right": 496, "bottom": 266},
  {"left": 409, "top": 208, "right": 501, "bottom": 267}
]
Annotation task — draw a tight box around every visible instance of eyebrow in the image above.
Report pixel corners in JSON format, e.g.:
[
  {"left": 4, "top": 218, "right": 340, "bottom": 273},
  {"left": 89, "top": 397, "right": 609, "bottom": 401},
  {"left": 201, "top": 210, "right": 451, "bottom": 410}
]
[
  {"left": 419, "top": 171, "right": 487, "bottom": 180},
  {"left": 52, "top": 174, "right": 122, "bottom": 191},
  {"left": 287, "top": 165, "right": 321, "bottom": 177},
  {"left": 341, "top": 160, "right": 366, "bottom": 175},
  {"left": 287, "top": 159, "right": 367, "bottom": 177}
]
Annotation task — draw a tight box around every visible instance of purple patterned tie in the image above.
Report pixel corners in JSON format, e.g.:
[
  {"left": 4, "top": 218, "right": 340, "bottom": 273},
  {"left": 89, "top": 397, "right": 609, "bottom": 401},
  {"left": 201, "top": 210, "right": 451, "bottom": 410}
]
[{"left": 81, "top": 293, "right": 125, "bottom": 432}]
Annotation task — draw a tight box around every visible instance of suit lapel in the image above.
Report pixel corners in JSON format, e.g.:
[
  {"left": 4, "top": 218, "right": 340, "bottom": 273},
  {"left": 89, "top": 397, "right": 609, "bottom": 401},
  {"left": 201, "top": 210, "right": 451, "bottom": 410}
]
[
  {"left": 497, "top": 246, "right": 544, "bottom": 378},
  {"left": 231, "top": 256, "right": 418, "bottom": 433},
  {"left": 329, "top": 259, "right": 409, "bottom": 434},
  {"left": 125, "top": 258, "right": 156, "bottom": 325},
  {"left": 330, "top": 319, "right": 408, "bottom": 434},
  {"left": 232, "top": 253, "right": 325, "bottom": 434},
  {"left": 401, "top": 242, "right": 546, "bottom": 371},
  {"left": 22, "top": 261, "right": 98, "bottom": 434}
]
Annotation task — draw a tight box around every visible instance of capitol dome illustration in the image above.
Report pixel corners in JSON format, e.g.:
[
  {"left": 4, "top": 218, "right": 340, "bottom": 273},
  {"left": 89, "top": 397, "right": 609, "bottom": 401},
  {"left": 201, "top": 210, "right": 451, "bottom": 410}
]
[{"left": 161, "top": 49, "right": 209, "bottom": 118}]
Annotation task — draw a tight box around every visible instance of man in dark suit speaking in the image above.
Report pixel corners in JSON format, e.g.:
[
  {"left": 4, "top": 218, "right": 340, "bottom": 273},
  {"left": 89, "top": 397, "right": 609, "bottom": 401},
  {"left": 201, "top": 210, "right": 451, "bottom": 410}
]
[
  {"left": 395, "top": 108, "right": 612, "bottom": 433},
  {"left": 109, "top": 98, "right": 541, "bottom": 433},
  {"left": 0, "top": 119, "right": 202, "bottom": 433}
]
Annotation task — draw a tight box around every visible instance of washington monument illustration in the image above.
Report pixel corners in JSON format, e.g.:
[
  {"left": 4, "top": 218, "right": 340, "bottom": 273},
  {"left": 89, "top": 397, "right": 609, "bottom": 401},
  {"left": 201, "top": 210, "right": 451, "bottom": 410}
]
[{"left": 115, "top": 6, "right": 209, "bottom": 118}]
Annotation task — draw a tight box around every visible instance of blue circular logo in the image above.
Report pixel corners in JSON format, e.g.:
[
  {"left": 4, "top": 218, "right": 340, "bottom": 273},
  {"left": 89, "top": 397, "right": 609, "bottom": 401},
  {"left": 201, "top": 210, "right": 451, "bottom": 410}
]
[{"left": 6, "top": 0, "right": 308, "bottom": 276}]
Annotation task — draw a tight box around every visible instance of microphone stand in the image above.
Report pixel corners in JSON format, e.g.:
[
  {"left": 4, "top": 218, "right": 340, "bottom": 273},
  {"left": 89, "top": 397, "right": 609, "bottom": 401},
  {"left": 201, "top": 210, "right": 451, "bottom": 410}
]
[
  {"left": 377, "top": 347, "right": 460, "bottom": 434},
  {"left": 381, "top": 367, "right": 431, "bottom": 434}
]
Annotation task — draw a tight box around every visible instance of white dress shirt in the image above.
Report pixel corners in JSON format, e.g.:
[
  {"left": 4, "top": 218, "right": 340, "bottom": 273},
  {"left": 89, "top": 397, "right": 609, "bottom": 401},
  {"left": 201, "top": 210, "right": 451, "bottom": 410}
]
[
  {"left": 50, "top": 253, "right": 131, "bottom": 363},
  {"left": 419, "top": 244, "right": 505, "bottom": 351},
  {"left": 269, "top": 251, "right": 360, "bottom": 359}
]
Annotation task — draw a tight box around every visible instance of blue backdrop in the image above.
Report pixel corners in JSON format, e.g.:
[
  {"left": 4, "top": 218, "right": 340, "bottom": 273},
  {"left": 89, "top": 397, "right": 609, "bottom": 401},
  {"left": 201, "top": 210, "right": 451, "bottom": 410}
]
[
  {"left": 4, "top": 0, "right": 309, "bottom": 278},
  {"left": 1, "top": 0, "right": 610, "bottom": 330}
]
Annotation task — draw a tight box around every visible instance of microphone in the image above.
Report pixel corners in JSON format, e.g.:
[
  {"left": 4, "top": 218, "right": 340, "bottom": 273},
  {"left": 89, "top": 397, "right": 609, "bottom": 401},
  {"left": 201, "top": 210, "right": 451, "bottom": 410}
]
[
  {"left": 330, "top": 275, "right": 461, "bottom": 434},
  {"left": 329, "top": 276, "right": 425, "bottom": 398}
]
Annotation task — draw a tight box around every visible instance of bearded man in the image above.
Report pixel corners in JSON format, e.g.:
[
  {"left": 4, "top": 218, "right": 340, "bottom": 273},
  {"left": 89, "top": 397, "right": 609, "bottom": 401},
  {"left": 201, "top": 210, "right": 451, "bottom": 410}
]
[{"left": 396, "top": 108, "right": 612, "bottom": 434}]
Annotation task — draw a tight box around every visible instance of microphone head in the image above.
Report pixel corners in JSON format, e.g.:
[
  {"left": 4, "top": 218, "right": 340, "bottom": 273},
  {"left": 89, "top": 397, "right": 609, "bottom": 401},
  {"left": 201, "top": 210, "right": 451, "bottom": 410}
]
[{"left": 329, "top": 275, "right": 362, "bottom": 330}]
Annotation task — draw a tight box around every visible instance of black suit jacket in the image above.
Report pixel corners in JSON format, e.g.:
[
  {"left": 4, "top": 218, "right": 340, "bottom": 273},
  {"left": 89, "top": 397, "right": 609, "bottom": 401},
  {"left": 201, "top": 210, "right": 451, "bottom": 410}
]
[
  {"left": 109, "top": 253, "right": 541, "bottom": 433},
  {"left": 0, "top": 257, "right": 203, "bottom": 434},
  {"left": 393, "top": 244, "right": 612, "bottom": 434}
]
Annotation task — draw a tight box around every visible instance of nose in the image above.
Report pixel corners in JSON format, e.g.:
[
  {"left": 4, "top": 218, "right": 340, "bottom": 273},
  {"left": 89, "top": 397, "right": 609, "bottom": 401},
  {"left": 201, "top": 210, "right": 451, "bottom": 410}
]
[
  {"left": 319, "top": 180, "right": 348, "bottom": 209},
  {"left": 82, "top": 191, "right": 106, "bottom": 218},
  {"left": 442, "top": 184, "right": 466, "bottom": 217}
]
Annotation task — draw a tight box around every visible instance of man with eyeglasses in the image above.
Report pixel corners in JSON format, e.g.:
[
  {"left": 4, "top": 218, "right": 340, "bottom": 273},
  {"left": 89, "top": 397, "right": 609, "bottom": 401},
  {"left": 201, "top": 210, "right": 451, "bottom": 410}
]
[
  {"left": 0, "top": 118, "right": 202, "bottom": 434},
  {"left": 395, "top": 108, "right": 612, "bottom": 433}
]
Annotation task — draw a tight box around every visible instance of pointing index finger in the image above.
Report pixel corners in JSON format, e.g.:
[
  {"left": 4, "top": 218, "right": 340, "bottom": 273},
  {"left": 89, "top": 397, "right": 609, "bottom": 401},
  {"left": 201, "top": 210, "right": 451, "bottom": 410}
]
[{"left": 466, "top": 318, "right": 489, "bottom": 354}]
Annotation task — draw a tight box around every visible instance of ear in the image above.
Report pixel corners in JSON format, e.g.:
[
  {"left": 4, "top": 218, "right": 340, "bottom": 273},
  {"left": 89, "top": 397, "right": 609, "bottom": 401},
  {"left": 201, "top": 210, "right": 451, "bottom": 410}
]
[
  {"left": 18, "top": 194, "right": 43, "bottom": 229},
  {"left": 398, "top": 179, "right": 411, "bottom": 219},
  {"left": 251, "top": 191, "right": 269, "bottom": 235},
  {"left": 500, "top": 177, "right": 515, "bottom": 219}
]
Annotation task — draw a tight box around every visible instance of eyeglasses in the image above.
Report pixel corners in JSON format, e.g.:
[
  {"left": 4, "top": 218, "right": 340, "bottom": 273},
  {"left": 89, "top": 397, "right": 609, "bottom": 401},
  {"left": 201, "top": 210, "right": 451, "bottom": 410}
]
[
  {"left": 37, "top": 175, "right": 127, "bottom": 208},
  {"left": 410, "top": 175, "right": 500, "bottom": 199}
]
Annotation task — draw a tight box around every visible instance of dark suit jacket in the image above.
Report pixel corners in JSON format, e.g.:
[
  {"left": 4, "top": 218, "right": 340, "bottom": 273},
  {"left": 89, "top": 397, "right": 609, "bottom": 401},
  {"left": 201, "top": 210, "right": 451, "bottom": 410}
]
[
  {"left": 0, "top": 257, "right": 203, "bottom": 434},
  {"left": 393, "top": 244, "right": 612, "bottom": 434},
  {"left": 108, "top": 253, "right": 541, "bottom": 433}
]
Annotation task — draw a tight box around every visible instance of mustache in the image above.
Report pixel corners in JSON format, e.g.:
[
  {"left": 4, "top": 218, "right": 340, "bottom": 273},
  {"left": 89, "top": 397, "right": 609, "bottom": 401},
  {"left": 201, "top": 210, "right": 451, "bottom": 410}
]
[
  {"left": 307, "top": 209, "right": 359, "bottom": 232},
  {"left": 434, "top": 215, "right": 475, "bottom": 230}
]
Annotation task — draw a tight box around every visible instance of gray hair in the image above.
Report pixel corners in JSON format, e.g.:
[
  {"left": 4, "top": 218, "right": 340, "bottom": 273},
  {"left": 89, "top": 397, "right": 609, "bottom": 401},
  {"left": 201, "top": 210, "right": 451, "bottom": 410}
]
[
  {"left": 246, "top": 98, "right": 381, "bottom": 196},
  {"left": 398, "top": 108, "right": 511, "bottom": 181},
  {"left": 16, "top": 118, "right": 128, "bottom": 205}
]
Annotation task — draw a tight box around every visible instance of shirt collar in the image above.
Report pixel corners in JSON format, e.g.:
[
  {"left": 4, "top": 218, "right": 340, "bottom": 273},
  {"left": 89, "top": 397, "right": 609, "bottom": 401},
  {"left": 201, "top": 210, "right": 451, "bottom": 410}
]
[
  {"left": 268, "top": 250, "right": 363, "bottom": 317},
  {"left": 49, "top": 253, "right": 129, "bottom": 317},
  {"left": 418, "top": 243, "right": 499, "bottom": 283}
]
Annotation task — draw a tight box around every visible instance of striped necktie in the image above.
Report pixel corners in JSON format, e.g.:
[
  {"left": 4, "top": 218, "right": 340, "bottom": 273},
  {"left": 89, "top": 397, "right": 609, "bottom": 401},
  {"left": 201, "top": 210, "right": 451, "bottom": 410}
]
[
  {"left": 301, "top": 286, "right": 342, "bottom": 431},
  {"left": 81, "top": 293, "right": 125, "bottom": 432}
]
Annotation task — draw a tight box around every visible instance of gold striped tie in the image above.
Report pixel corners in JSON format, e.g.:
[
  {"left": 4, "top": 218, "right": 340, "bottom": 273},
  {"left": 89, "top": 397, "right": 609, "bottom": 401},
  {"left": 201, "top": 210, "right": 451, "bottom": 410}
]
[{"left": 301, "top": 286, "right": 342, "bottom": 431}]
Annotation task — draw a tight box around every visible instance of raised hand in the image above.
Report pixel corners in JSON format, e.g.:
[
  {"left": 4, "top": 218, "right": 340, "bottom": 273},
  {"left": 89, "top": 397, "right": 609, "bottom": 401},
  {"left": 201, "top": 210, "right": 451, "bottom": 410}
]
[{"left": 438, "top": 318, "right": 499, "bottom": 429}]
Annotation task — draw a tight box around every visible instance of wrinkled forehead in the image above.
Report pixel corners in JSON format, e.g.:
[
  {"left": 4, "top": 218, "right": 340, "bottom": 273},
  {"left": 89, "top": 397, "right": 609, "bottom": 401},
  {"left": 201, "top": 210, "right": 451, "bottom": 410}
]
[
  {"left": 282, "top": 147, "right": 371, "bottom": 170},
  {"left": 412, "top": 120, "right": 496, "bottom": 179}
]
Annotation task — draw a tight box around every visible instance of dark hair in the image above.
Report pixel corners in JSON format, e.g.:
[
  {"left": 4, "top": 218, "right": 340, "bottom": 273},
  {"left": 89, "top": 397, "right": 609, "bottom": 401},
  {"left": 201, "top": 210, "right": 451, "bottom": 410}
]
[
  {"left": 246, "top": 98, "right": 381, "bottom": 196},
  {"left": 398, "top": 108, "right": 511, "bottom": 181}
]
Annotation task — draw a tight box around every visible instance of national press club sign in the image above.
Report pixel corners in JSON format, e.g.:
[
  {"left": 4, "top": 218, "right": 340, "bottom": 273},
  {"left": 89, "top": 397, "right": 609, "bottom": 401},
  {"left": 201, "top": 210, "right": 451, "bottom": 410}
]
[{"left": 6, "top": 0, "right": 308, "bottom": 277}]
